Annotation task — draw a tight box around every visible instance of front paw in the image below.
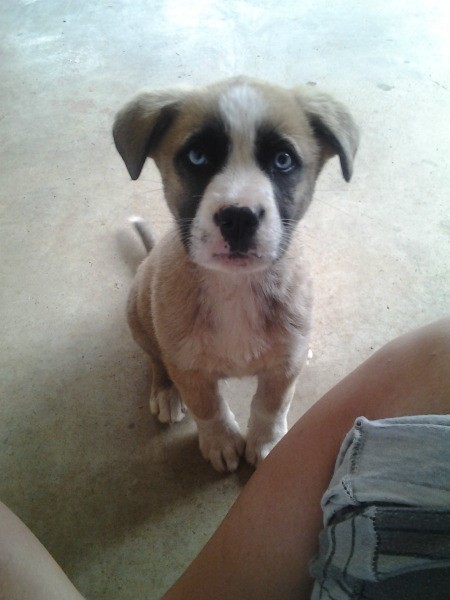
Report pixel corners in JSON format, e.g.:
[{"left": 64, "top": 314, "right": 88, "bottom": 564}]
[
  {"left": 196, "top": 410, "right": 245, "bottom": 473},
  {"left": 150, "top": 386, "right": 186, "bottom": 424},
  {"left": 245, "top": 416, "right": 288, "bottom": 466}
]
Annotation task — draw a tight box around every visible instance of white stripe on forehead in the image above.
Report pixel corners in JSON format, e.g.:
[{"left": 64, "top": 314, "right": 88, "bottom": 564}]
[{"left": 218, "top": 83, "right": 267, "bottom": 152}]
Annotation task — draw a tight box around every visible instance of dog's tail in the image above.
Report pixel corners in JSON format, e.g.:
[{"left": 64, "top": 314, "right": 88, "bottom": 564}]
[{"left": 129, "top": 216, "right": 155, "bottom": 253}]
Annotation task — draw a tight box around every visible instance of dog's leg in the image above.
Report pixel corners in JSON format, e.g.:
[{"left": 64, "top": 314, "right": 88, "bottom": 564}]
[
  {"left": 246, "top": 369, "right": 300, "bottom": 466},
  {"left": 149, "top": 360, "right": 186, "bottom": 424},
  {"left": 166, "top": 364, "right": 245, "bottom": 472},
  {"left": 195, "top": 402, "right": 245, "bottom": 473},
  {"left": 127, "top": 281, "right": 186, "bottom": 424}
]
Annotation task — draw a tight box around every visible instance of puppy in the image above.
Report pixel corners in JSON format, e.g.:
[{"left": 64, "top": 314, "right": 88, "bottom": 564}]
[{"left": 113, "top": 76, "right": 359, "bottom": 472}]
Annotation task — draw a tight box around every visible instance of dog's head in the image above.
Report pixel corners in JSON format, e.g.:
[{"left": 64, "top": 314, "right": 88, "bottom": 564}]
[{"left": 113, "top": 77, "right": 359, "bottom": 273}]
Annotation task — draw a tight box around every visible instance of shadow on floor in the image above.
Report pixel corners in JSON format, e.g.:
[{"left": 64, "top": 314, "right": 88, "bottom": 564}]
[{"left": 1, "top": 315, "right": 253, "bottom": 578}]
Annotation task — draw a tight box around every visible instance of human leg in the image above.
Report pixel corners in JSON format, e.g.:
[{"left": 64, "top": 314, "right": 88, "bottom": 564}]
[
  {"left": 162, "top": 317, "right": 450, "bottom": 600},
  {"left": 0, "top": 501, "right": 85, "bottom": 600}
]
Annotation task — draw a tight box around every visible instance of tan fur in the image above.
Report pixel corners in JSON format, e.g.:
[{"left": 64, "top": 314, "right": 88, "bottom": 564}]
[{"left": 114, "top": 76, "right": 359, "bottom": 471}]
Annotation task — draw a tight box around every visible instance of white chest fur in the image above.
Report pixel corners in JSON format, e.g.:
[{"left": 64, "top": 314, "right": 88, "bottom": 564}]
[
  {"left": 172, "top": 270, "right": 279, "bottom": 375},
  {"left": 207, "top": 272, "right": 269, "bottom": 360}
]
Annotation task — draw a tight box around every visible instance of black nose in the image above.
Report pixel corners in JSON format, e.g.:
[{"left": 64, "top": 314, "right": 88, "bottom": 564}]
[{"left": 213, "top": 206, "right": 264, "bottom": 251}]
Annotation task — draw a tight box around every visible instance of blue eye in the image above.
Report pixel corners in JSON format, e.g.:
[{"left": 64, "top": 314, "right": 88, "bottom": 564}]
[
  {"left": 188, "top": 148, "right": 208, "bottom": 166},
  {"left": 273, "top": 151, "right": 293, "bottom": 172}
]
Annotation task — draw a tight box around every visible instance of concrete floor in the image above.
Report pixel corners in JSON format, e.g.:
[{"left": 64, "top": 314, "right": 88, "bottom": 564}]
[{"left": 1, "top": 0, "right": 449, "bottom": 598}]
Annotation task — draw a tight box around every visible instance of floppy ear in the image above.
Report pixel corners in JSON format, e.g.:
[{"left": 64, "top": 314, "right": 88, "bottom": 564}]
[
  {"left": 113, "top": 90, "right": 186, "bottom": 180},
  {"left": 295, "top": 88, "right": 359, "bottom": 182}
]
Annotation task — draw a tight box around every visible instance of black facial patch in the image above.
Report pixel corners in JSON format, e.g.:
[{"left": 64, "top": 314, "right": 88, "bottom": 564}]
[
  {"left": 255, "top": 125, "right": 303, "bottom": 227},
  {"left": 174, "top": 118, "right": 230, "bottom": 247}
]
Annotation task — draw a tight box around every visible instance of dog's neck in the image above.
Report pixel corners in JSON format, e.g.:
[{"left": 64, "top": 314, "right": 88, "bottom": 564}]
[
  {"left": 199, "top": 264, "right": 280, "bottom": 301},
  {"left": 196, "top": 263, "right": 287, "bottom": 333}
]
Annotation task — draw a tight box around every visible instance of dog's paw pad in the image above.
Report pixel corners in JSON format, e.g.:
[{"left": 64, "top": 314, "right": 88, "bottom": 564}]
[
  {"left": 245, "top": 437, "right": 278, "bottom": 466},
  {"left": 245, "top": 418, "right": 288, "bottom": 466},
  {"left": 150, "top": 387, "right": 186, "bottom": 424},
  {"left": 199, "top": 427, "right": 245, "bottom": 473}
]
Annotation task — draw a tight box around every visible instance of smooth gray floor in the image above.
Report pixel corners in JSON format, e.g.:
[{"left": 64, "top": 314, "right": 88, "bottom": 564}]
[{"left": 1, "top": 1, "right": 449, "bottom": 598}]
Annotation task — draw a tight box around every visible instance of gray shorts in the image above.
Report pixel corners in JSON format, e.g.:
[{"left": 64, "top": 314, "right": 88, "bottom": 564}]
[{"left": 309, "top": 415, "right": 450, "bottom": 599}]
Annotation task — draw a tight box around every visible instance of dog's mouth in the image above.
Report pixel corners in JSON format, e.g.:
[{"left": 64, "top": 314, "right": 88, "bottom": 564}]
[{"left": 211, "top": 250, "right": 265, "bottom": 271}]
